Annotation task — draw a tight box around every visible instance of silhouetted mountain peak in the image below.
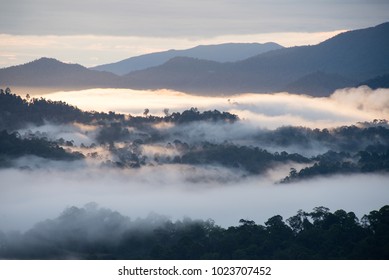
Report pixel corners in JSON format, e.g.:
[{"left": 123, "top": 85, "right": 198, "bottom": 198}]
[
  {"left": 91, "top": 42, "right": 283, "bottom": 75},
  {"left": 1, "top": 23, "right": 388, "bottom": 96},
  {"left": 122, "top": 22, "right": 389, "bottom": 96},
  {"left": 0, "top": 57, "right": 118, "bottom": 90},
  {"left": 22, "top": 57, "right": 85, "bottom": 70}
]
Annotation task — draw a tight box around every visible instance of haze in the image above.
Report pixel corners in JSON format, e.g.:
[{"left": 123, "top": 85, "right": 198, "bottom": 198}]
[
  {"left": 1, "top": 86, "right": 388, "bottom": 232},
  {"left": 42, "top": 87, "right": 389, "bottom": 129},
  {"left": 1, "top": 161, "right": 388, "bottom": 232},
  {"left": 1, "top": 0, "right": 388, "bottom": 67}
]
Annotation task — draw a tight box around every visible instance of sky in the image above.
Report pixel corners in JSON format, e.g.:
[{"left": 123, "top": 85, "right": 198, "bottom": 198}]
[{"left": 0, "top": 0, "right": 388, "bottom": 67}]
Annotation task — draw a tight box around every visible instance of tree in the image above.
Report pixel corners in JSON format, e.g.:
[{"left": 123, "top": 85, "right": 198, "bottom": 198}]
[
  {"left": 309, "top": 206, "right": 331, "bottom": 228},
  {"left": 143, "top": 108, "right": 150, "bottom": 117},
  {"left": 286, "top": 209, "right": 311, "bottom": 233},
  {"left": 265, "top": 215, "right": 293, "bottom": 237}
]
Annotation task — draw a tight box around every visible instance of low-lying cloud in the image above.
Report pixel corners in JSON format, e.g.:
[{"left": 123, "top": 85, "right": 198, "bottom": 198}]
[
  {"left": 18, "top": 122, "right": 97, "bottom": 146},
  {"left": 42, "top": 86, "right": 389, "bottom": 129},
  {"left": 0, "top": 162, "right": 388, "bottom": 232},
  {"left": 2, "top": 86, "right": 388, "bottom": 242}
]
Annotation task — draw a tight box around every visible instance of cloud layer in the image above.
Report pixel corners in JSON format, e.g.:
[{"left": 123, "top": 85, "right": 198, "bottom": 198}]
[
  {"left": 43, "top": 87, "right": 389, "bottom": 129},
  {"left": 1, "top": 163, "right": 388, "bottom": 232},
  {"left": 2, "top": 0, "right": 387, "bottom": 37},
  {"left": 1, "top": 86, "right": 388, "bottom": 234}
]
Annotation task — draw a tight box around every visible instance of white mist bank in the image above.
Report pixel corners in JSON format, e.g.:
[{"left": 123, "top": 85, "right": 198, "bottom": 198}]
[
  {"left": 38, "top": 86, "right": 389, "bottom": 129},
  {"left": 2, "top": 86, "right": 387, "bottom": 233},
  {"left": 0, "top": 164, "right": 388, "bottom": 232}
]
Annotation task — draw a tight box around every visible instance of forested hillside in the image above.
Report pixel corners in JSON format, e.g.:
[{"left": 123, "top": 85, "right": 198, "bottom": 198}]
[
  {"left": 1, "top": 204, "right": 388, "bottom": 259},
  {"left": 1, "top": 88, "right": 388, "bottom": 180}
]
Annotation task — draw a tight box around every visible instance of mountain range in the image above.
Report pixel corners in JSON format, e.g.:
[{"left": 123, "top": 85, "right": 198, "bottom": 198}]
[
  {"left": 0, "top": 58, "right": 119, "bottom": 92},
  {"left": 1, "top": 22, "right": 388, "bottom": 96},
  {"left": 90, "top": 42, "right": 283, "bottom": 75},
  {"left": 121, "top": 22, "right": 389, "bottom": 96}
]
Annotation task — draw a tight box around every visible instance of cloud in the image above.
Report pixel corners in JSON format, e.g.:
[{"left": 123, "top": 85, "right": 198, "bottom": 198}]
[
  {"left": 8, "top": 86, "right": 386, "bottom": 161},
  {"left": 0, "top": 164, "right": 388, "bottom": 232},
  {"left": 1, "top": 86, "right": 388, "bottom": 244},
  {"left": 43, "top": 87, "right": 389, "bottom": 129},
  {"left": 330, "top": 86, "right": 389, "bottom": 117},
  {"left": 18, "top": 122, "right": 98, "bottom": 146},
  {"left": 1, "top": 1, "right": 387, "bottom": 68},
  {"left": 1, "top": 0, "right": 387, "bottom": 37}
]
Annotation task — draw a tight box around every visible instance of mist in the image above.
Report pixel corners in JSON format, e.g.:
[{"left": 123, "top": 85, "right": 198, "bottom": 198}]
[
  {"left": 1, "top": 86, "right": 388, "bottom": 259},
  {"left": 25, "top": 86, "right": 388, "bottom": 158},
  {"left": 1, "top": 160, "right": 388, "bottom": 232},
  {"left": 41, "top": 86, "right": 389, "bottom": 129}
]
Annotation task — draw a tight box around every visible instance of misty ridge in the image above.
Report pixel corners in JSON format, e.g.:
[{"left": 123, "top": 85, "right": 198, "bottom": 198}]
[
  {"left": 1, "top": 4, "right": 389, "bottom": 263},
  {"left": 0, "top": 87, "right": 388, "bottom": 261},
  {"left": 1, "top": 88, "right": 388, "bottom": 182},
  {"left": 0, "top": 203, "right": 388, "bottom": 260},
  {"left": 1, "top": 26, "right": 388, "bottom": 259}
]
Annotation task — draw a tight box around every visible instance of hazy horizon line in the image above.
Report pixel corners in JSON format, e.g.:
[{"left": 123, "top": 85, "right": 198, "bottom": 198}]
[{"left": 0, "top": 30, "right": 347, "bottom": 68}]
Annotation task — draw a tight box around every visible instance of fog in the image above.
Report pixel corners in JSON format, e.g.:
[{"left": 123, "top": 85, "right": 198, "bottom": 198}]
[
  {"left": 18, "top": 122, "right": 98, "bottom": 146},
  {"left": 2, "top": 86, "right": 388, "bottom": 236},
  {"left": 0, "top": 162, "right": 388, "bottom": 232},
  {"left": 42, "top": 86, "right": 389, "bottom": 129},
  {"left": 31, "top": 86, "right": 388, "bottom": 157}
]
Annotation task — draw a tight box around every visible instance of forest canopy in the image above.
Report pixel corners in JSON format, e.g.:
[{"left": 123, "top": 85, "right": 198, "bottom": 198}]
[
  {"left": 0, "top": 204, "right": 388, "bottom": 260},
  {"left": 0, "top": 88, "right": 388, "bottom": 181}
]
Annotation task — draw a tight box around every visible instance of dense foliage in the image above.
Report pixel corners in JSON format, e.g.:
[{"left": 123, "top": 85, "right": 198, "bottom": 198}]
[
  {"left": 256, "top": 121, "right": 389, "bottom": 153},
  {"left": 0, "top": 205, "right": 388, "bottom": 260},
  {"left": 282, "top": 147, "right": 389, "bottom": 182},
  {"left": 0, "top": 130, "right": 83, "bottom": 165},
  {"left": 0, "top": 89, "right": 237, "bottom": 131},
  {"left": 1, "top": 88, "right": 388, "bottom": 180},
  {"left": 178, "top": 142, "right": 310, "bottom": 174}
]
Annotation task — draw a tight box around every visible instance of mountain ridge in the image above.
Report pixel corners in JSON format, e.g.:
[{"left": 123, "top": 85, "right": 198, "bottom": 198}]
[
  {"left": 90, "top": 42, "right": 284, "bottom": 75},
  {"left": 0, "top": 57, "right": 120, "bottom": 91},
  {"left": 1, "top": 22, "right": 388, "bottom": 96},
  {"left": 121, "top": 22, "right": 389, "bottom": 96}
]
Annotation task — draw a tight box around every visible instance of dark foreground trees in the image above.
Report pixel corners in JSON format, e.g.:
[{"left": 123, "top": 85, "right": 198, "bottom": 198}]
[{"left": 0, "top": 205, "right": 388, "bottom": 260}]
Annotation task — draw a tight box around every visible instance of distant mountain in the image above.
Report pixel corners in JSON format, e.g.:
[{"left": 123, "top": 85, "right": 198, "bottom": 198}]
[
  {"left": 1, "top": 23, "right": 388, "bottom": 97},
  {"left": 283, "top": 71, "right": 357, "bottom": 96},
  {"left": 118, "top": 57, "right": 226, "bottom": 93},
  {"left": 90, "top": 43, "right": 283, "bottom": 75},
  {"left": 0, "top": 58, "right": 120, "bottom": 90},
  {"left": 122, "top": 22, "right": 389, "bottom": 96}
]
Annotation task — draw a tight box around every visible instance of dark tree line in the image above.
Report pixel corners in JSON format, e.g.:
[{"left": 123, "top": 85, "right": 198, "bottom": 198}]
[
  {"left": 1, "top": 88, "right": 388, "bottom": 180},
  {"left": 102, "top": 140, "right": 312, "bottom": 174},
  {"left": 104, "top": 139, "right": 389, "bottom": 179},
  {"left": 1, "top": 205, "right": 388, "bottom": 260},
  {"left": 0, "top": 89, "right": 237, "bottom": 132},
  {"left": 178, "top": 142, "right": 311, "bottom": 174},
  {"left": 256, "top": 120, "right": 389, "bottom": 154},
  {"left": 0, "top": 130, "right": 83, "bottom": 166},
  {"left": 0, "top": 88, "right": 113, "bottom": 130},
  {"left": 282, "top": 147, "right": 389, "bottom": 183}
]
